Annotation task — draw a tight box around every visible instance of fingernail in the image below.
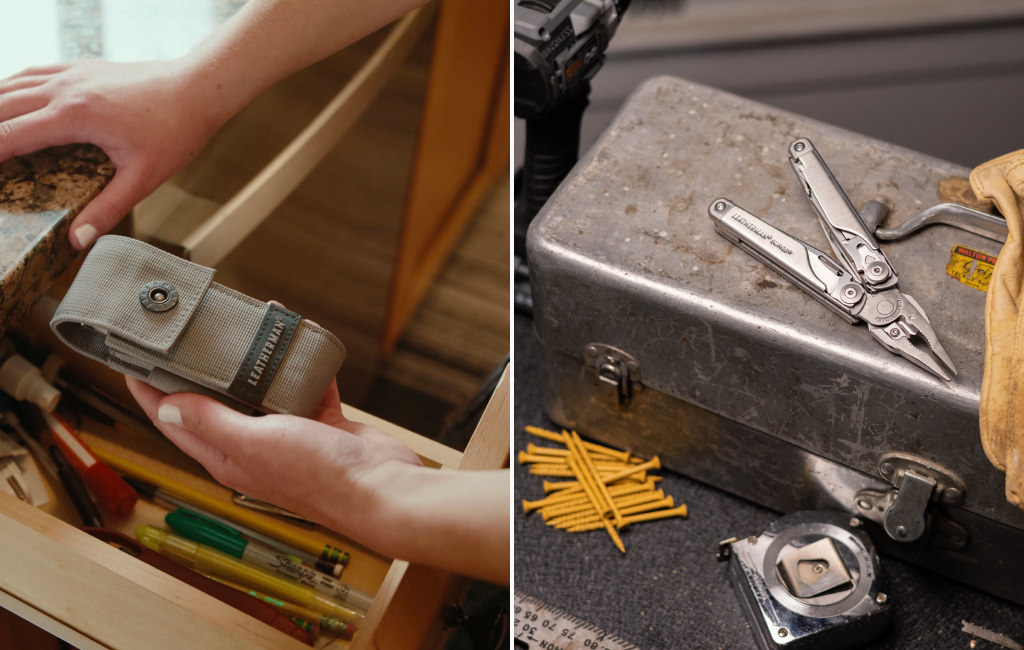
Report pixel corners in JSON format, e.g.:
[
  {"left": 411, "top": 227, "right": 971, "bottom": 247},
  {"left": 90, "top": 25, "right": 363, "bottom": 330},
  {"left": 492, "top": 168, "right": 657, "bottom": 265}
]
[
  {"left": 73, "top": 224, "right": 97, "bottom": 248},
  {"left": 158, "top": 403, "right": 183, "bottom": 426}
]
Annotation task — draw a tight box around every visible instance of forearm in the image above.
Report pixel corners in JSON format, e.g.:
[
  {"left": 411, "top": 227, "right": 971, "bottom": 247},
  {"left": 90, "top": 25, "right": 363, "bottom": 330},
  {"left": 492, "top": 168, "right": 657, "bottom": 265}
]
[
  {"left": 347, "top": 465, "right": 511, "bottom": 585},
  {"left": 180, "top": 0, "right": 429, "bottom": 127}
]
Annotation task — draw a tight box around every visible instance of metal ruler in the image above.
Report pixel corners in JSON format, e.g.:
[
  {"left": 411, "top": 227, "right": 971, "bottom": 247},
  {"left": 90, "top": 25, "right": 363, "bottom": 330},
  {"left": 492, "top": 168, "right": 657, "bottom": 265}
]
[{"left": 513, "top": 591, "right": 640, "bottom": 650}]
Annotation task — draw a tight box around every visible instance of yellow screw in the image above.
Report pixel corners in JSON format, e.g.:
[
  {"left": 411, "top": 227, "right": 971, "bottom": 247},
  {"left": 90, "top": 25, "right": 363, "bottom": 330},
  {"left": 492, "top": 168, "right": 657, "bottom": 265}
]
[
  {"left": 543, "top": 475, "right": 659, "bottom": 494},
  {"left": 519, "top": 452, "right": 636, "bottom": 471},
  {"left": 603, "top": 519, "right": 626, "bottom": 554},
  {"left": 525, "top": 478, "right": 658, "bottom": 514},
  {"left": 527, "top": 443, "right": 568, "bottom": 457},
  {"left": 599, "top": 456, "right": 660, "bottom": 485},
  {"left": 519, "top": 452, "right": 567, "bottom": 465},
  {"left": 529, "top": 465, "right": 624, "bottom": 478},
  {"left": 566, "top": 454, "right": 605, "bottom": 524},
  {"left": 539, "top": 477, "right": 640, "bottom": 520},
  {"left": 541, "top": 488, "right": 663, "bottom": 521},
  {"left": 565, "top": 502, "right": 686, "bottom": 533},
  {"left": 543, "top": 480, "right": 581, "bottom": 493},
  {"left": 620, "top": 504, "right": 688, "bottom": 528},
  {"left": 524, "top": 426, "right": 632, "bottom": 461},
  {"left": 528, "top": 465, "right": 575, "bottom": 477},
  {"left": 528, "top": 444, "right": 625, "bottom": 464},
  {"left": 549, "top": 493, "right": 669, "bottom": 527},
  {"left": 569, "top": 431, "right": 622, "bottom": 527}
]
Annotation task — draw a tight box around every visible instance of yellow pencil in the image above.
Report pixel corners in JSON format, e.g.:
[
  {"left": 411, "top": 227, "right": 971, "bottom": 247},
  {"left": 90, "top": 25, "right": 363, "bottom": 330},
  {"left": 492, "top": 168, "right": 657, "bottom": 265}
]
[{"left": 94, "top": 447, "right": 348, "bottom": 574}]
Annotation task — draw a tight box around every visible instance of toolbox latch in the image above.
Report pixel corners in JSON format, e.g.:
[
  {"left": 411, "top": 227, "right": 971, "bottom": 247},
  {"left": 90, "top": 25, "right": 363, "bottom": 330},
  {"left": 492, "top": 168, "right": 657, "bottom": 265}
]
[
  {"left": 854, "top": 452, "right": 965, "bottom": 545},
  {"left": 582, "top": 344, "right": 642, "bottom": 407}
]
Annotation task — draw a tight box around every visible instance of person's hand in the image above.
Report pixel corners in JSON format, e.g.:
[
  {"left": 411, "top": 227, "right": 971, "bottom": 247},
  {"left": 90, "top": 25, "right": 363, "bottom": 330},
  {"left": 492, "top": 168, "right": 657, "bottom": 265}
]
[
  {"left": 125, "top": 376, "right": 424, "bottom": 550},
  {"left": 0, "top": 60, "right": 224, "bottom": 249}
]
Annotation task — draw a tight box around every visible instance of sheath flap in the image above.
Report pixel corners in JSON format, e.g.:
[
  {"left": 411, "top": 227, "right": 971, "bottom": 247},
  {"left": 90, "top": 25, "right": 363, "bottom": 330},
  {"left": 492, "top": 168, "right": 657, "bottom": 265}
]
[{"left": 51, "top": 235, "right": 214, "bottom": 358}]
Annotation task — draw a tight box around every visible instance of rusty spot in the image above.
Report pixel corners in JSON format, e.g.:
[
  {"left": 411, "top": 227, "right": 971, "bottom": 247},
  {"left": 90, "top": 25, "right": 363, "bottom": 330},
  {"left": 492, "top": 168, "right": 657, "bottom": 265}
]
[
  {"left": 756, "top": 279, "right": 778, "bottom": 290},
  {"left": 939, "top": 176, "right": 992, "bottom": 212},
  {"left": 625, "top": 204, "right": 638, "bottom": 215}
]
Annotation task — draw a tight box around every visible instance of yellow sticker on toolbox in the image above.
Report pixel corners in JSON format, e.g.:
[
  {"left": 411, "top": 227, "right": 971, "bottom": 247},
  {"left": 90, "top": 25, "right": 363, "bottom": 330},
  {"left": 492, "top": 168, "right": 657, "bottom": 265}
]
[{"left": 946, "top": 245, "right": 997, "bottom": 291}]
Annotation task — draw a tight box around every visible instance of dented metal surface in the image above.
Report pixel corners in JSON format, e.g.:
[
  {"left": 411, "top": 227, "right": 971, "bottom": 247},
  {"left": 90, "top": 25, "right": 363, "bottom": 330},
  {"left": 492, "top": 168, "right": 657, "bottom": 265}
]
[{"left": 527, "top": 76, "right": 1024, "bottom": 601}]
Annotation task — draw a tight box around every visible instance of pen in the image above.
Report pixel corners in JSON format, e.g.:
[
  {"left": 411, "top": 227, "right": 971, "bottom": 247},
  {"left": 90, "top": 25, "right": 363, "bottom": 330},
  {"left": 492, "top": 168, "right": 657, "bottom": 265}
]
[
  {"left": 96, "top": 448, "right": 347, "bottom": 576},
  {"left": 135, "top": 525, "right": 364, "bottom": 624},
  {"left": 124, "top": 475, "right": 340, "bottom": 576},
  {"left": 167, "top": 508, "right": 373, "bottom": 612},
  {"left": 49, "top": 445, "right": 103, "bottom": 527},
  {"left": 204, "top": 574, "right": 351, "bottom": 637}
]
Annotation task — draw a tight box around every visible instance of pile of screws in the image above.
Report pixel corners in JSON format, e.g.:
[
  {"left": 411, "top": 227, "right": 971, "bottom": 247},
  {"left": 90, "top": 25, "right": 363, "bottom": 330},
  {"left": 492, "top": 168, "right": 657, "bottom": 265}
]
[{"left": 520, "top": 426, "right": 687, "bottom": 553}]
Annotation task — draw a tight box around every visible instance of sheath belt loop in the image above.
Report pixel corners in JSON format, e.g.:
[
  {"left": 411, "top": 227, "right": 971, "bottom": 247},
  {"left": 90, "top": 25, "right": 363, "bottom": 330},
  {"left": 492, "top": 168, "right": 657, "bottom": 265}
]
[{"left": 50, "top": 235, "right": 346, "bottom": 417}]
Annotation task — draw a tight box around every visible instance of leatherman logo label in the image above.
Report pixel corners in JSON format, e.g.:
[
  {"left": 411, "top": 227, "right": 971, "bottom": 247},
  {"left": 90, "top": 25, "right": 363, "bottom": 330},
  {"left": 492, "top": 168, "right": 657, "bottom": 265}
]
[
  {"left": 734, "top": 215, "right": 771, "bottom": 240},
  {"left": 229, "top": 304, "right": 301, "bottom": 407},
  {"left": 248, "top": 318, "right": 288, "bottom": 386},
  {"left": 730, "top": 214, "right": 793, "bottom": 255}
]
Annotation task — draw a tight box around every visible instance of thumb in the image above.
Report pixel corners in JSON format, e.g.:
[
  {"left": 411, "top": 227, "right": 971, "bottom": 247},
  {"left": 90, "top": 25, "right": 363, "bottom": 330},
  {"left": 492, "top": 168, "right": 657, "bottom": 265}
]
[
  {"left": 68, "top": 166, "right": 150, "bottom": 249},
  {"left": 154, "top": 393, "right": 255, "bottom": 482}
]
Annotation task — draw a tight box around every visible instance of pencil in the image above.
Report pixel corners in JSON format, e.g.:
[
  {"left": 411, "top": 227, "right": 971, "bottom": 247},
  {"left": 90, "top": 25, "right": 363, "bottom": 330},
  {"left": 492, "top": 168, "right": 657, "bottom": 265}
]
[{"left": 94, "top": 447, "right": 347, "bottom": 576}]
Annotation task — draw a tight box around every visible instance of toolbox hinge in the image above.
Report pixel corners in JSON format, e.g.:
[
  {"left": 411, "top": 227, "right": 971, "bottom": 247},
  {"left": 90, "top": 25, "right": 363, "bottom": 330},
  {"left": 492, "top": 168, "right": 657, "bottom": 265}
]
[
  {"left": 582, "top": 343, "right": 642, "bottom": 407},
  {"left": 854, "top": 452, "right": 966, "bottom": 546}
]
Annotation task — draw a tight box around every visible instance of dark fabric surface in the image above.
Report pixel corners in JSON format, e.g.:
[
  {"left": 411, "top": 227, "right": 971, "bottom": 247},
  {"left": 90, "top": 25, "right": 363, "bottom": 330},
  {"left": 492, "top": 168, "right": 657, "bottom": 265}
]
[{"left": 513, "top": 312, "right": 1024, "bottom": 649}]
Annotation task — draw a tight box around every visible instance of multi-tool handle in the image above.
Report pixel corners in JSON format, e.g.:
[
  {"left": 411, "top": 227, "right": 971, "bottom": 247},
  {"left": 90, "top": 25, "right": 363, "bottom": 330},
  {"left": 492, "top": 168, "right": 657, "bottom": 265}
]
[
  {"left": 788, "top": 138, "right": 899, "bottom": 291},
  {"left": 709, "top": 198, "right": 864, "bottom": 324}
]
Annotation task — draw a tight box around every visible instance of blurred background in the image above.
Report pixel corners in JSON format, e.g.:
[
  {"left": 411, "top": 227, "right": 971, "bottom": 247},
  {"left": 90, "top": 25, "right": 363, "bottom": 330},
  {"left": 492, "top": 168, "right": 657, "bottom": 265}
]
[{"left": 514, "top": 0, "right": 1024, "bottom": 170}]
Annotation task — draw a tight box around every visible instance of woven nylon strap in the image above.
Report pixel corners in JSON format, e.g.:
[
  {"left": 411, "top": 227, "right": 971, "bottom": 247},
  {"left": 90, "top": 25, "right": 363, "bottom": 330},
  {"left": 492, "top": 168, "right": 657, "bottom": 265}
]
[{"left": 51, "top": 236, "right": 345, "bottom": 417}]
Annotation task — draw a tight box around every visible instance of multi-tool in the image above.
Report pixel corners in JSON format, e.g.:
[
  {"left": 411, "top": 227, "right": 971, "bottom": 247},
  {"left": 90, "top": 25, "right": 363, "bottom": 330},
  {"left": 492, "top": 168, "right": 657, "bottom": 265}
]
[{"left": 708, "top": 137, "right": 957, "bottom": 381}]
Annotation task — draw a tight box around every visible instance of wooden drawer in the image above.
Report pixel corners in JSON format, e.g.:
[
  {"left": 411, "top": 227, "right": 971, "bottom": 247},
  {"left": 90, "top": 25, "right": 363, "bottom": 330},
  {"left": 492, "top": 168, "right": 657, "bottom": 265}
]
[{"left": 0, "top": 331, "right": 508, "bottom": 649}]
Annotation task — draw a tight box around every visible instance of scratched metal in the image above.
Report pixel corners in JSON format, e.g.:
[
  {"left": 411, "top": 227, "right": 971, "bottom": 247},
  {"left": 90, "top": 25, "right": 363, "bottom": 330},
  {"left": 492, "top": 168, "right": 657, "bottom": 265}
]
[{"left": 528, "top": 78, "right": 1024, "bottom": 549}]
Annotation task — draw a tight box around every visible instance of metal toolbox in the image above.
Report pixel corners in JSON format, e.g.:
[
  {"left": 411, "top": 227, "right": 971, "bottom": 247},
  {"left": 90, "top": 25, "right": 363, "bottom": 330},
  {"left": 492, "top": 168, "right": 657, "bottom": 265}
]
[{"left": 526, "top": 75, "right": 1024, "bottom": 604}]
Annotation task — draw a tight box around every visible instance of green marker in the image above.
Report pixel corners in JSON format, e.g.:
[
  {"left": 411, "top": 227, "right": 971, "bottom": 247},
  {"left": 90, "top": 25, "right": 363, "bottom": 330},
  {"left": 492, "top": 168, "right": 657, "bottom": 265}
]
[{"left": 166, "top": 508, "right": 372, "bottom": 612}]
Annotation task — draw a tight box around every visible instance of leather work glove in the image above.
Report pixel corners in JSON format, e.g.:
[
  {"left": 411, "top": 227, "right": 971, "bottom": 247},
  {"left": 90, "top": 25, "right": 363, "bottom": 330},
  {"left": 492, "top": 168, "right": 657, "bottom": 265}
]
[{"left": 972, "top": 149, "right": 1024, "bottom": 509}]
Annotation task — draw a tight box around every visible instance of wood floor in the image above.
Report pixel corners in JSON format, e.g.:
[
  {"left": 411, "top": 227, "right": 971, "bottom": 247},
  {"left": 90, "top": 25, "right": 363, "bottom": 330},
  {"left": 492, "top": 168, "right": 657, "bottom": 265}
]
[
  {"left": 367, "top": 172, "right": 509, "bottom": 443},
  {"left": 133, "top": 20, "right": 509, "bottom": 444}
]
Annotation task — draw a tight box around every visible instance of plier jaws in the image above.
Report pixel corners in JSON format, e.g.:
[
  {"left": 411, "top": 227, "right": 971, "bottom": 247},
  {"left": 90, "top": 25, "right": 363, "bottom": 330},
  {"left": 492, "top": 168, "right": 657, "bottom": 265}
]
[{"left": 861, "top": 292, "right": 956, "bottom": 381}]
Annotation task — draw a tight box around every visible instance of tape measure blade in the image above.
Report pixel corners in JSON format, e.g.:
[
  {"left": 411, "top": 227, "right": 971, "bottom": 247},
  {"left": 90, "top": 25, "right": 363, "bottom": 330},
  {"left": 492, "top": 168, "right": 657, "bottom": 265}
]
[{"left": 514, "top": 591, "right": 641, "bottom": 650}]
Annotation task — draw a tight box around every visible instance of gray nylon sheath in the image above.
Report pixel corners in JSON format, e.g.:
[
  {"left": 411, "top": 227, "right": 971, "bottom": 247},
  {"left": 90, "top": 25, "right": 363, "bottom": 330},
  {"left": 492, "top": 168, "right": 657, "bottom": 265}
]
[{"left": 50, "top": 236, "right": 346, "bottom": 417}]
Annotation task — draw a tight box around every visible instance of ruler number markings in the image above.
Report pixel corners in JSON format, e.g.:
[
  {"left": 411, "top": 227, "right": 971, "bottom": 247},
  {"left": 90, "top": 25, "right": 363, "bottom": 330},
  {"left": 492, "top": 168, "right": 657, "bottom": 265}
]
[{"left": 514, "top": 591, "right": 641, "bottom": 650}]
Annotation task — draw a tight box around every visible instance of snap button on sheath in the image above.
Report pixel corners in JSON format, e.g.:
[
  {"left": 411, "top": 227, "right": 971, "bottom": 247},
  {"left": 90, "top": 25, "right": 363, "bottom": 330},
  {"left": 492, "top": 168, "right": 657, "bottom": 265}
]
[{"left": 139, "top": 281, "right": 179, "bottom": 312}]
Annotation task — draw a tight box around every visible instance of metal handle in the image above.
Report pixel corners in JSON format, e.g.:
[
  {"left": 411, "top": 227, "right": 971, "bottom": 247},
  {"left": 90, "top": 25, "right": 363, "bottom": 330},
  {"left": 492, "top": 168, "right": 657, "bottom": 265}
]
[
  {"left": 875, "top": 202, "right": 1008, "bottom": 244},
  {"left": 789, "top": 138, "right": 898, "bottom": 290},
  {"left": 709, "top": 198, "right": 862, "bottom": 324}
]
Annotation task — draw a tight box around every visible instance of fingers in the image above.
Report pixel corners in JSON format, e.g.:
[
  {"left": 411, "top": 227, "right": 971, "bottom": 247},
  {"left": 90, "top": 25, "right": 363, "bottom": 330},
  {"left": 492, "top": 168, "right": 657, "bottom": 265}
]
[
  {"left": 156, "top": 391, "right": 266, "bottom": 457},
  {"left": 0, "top": 75, "right": 49, "bottom": 97},
  {"left": 0, "top": 91, "right": 47, "bottom": 127},
  {"left": 124, "top": 375, "right": 163, "bottom": 420},
  {"left": 0, "top": 108, "right": 73, "bottom": 162},
  {"left": 314, "top": 385, "right": 352, "bottom": 430},
  {"left": 5, "top": 63, "right": 71, "bottom": 80},
  {"left": 125, "top": 377, "right": 239, "bottom": 483},
  {"left": 68, "top": 166, "right": 151, "bottom": 248}
]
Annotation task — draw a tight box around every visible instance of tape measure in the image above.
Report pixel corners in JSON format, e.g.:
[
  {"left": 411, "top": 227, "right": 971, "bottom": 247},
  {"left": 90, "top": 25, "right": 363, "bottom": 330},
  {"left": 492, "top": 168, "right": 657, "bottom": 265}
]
[{"left": 513, "top": 591, "right": 640, "bottom": 650}]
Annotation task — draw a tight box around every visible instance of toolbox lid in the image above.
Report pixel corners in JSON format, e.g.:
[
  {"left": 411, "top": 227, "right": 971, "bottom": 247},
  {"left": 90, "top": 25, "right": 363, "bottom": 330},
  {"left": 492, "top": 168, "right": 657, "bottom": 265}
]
[{"left": 524, "top": 77, "right": 1016, "bottom": 518}]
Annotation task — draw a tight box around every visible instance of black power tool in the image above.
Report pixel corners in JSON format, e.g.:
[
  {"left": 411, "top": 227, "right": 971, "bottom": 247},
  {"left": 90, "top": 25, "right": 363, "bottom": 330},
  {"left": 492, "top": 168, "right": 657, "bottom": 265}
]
[{"left": 514, "top": 0, "right": 629, "bottom": 313}]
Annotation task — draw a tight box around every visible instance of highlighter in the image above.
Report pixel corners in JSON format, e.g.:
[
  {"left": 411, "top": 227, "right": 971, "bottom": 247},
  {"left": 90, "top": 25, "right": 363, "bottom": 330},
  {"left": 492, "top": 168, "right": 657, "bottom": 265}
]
[
  {"left": 166, "top": 508, "right": 372, "bottom": 611},
  {"left": 135, "top": 525, "right": 364, "bottom": 624}
]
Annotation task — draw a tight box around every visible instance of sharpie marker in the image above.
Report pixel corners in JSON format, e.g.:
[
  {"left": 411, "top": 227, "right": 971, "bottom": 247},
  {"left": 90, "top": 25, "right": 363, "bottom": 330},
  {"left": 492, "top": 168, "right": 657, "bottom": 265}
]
[
  {"left": 136, "top": 525, "right": 364, "bottom": 624},
  {"left": 167, "top": 509, "right": 373, "bottom": 612}
]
